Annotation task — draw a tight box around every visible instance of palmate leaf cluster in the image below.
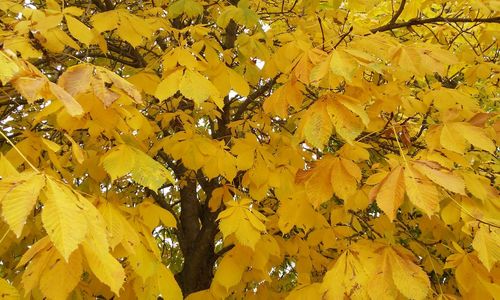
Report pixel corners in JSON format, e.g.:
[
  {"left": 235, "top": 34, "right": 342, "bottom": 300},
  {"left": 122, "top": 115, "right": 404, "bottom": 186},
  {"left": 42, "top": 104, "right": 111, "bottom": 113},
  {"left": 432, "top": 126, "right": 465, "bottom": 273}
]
[{"left": 0, "top": 0, "right": 499, "bottom": 299}]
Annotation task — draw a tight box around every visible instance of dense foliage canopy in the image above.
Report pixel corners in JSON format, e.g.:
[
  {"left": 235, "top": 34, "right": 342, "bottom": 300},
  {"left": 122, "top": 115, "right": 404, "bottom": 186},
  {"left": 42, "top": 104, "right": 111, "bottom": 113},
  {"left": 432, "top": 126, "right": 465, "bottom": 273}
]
[{"left": 0, "top": 0, "right": 499, "bottom": 299}]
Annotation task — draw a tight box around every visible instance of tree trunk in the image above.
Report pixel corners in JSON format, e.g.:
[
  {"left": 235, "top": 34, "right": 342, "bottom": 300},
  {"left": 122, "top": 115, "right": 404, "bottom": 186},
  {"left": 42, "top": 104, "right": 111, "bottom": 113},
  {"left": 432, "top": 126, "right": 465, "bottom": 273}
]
[{"left": 176, "top": 177, "right": 219, "bottom": 296}]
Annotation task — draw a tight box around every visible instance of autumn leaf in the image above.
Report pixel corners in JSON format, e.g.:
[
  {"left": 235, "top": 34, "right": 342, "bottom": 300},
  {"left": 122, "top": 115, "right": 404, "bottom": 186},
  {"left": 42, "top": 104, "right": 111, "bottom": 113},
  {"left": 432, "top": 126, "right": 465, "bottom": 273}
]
[
  {"left": 41, "top": 178, "right": 88, "bottom": 261},
  {"left": 0, "top": 172, "right": 45, "bottom": 237},
  {"left": 320, "top": 247, "right": 373, "bottom": 298},
  {"left": 168, "top": 0, "right": 204, "bottom": 19},
  {"left": 101, "top": 144, "right": 175, "bottom": 191},
  {"left": 404, "top": 164, "right": 440, "bottom": 216},
  {"left": 412, "top": 160, "right": 466, "bottom": 195},
  {"left": 39, "top": 248, "right": 83, "bottom": 300},
  {"left": 217, "top": 198, "right": 266, "bottom": 249},
  {"left": 372, "top": 166, "right": 405, "bottom": 221},
  {"left": 0, "top": 50, "right": 20, "bottom": 85},
  {"left": 472, "top": 226, "right": 500, "bottom": 271},
  {"left": 211, "top": 245, "right": 252, "bottom": 292},
  {"left": 0, "top": 278, "right": 19, "bottom": 299},
  {"left": 302, "top": 100, "right": 332, "bottom": 149},
  {"left": 82, "top": 240, "right": 125, "bottom": 295},
  {"left": 385, "top": 246, "right": 431, "bottom": 300},
  {"left": 179, "top": 69, "right": 223, "bottom": 108},
  {"left": 65, "top": 15, "right": 95, "bottom": 46}
]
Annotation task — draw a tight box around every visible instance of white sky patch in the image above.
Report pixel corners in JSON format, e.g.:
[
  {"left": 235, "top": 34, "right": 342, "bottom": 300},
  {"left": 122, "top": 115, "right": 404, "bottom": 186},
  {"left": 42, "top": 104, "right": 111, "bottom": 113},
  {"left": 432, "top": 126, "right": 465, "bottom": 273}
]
[
  {"left": 260, "top": 21, "right": 271, "bottom": 32},
  {"left": 197, "top": 118, "right": 207, "bottom": 127},
  {"left": 1, "top": 116, "right": 14, "bottom": 124},
  {"left": 229, "top": 90, "right": 238, "bottom": 99},
  {"left": 255, "top": 59, "right": 265, "bottom": 69},
  {"left": 23, "top": 0, "right": 36, "bottom": 9}
]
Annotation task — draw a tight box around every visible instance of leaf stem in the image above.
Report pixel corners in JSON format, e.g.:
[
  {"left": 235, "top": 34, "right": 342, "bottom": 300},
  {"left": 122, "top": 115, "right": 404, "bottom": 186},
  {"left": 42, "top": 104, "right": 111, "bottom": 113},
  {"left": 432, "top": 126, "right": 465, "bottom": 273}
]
[{"left": 0, "top": 130, "right": 39, "bottom": 173}]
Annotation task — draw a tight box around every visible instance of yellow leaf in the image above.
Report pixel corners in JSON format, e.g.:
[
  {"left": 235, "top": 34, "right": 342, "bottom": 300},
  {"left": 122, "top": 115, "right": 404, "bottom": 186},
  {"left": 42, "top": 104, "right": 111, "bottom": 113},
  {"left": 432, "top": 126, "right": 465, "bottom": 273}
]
[
  {"left": 101, "top": 144, "right": 175, "bottom": 191},
  {"left": 300, "top": 158, "right": 334, "bottom": 207},
  {"left": 155, "top": 69, "right": 183, "bottom": 100},
  {"left": 217, "top": 0, "right": 259, "bottom": 28},
  {"left": 462, "top": 171, "right": 493, "bottom": 201},
  {"left": 179, "top": 70, "right": 221, "bottom": 107},
  {"left": 101, "top": 144, "right": 135, "bottom": 180},
  {"left": 91, "top": 74, "right": 120, "bottom": 106},
  {"left": 16, "top": 236, "right": 52, "bottom": 268},
  {"left": 82, "top": 240, "right": 125, "bottom": 295},
  {"left": 63, "top": 6, "right": 84, "bottom": 16},
  {"left": 445, "top": 252, "right": 499, "bottom": 298},
  {"left": 121, "top": 13, "right": 155, "bottom": 45},
  {"left": 0, "top": 172, "right": 45, "bottom": 237},
  {"left": 338, "top": 142, "right": 371, "bottom": 161},
  {"left": 413, "top": 161, "right": 466, "bottom": 195},
  {"left": 472, "top": 226, "right": 500, "bottom": 271},
  {"left": 64, "top": 133, "right": 85, "bottom": 164},
  {"left": 320, "top": 248, "right": 373, "bottom": 299},
  {"left": 130, "top": 147, "right": 175, "bottom": 190},
  {"left": 330, "top": 49, "right": 358, "bottom": 81},
  {"left": 212, "top": 245, "right": 252, "bottom": 291},
  {"left": 39, "top": 248, "right": 83, "bottom": 300},
  {"left": 128, "top": 240, "right": 159, "bottom": 282},
  {"left": 0, "top": 278, "right": 20, "bottom": 300},
  {"left": 168, "top": 0, "right": 204, "bottom": 19},
  {"left": 96, "top": 67, "right": 142, "bottom": 104},
  {"left": 173, "top": 48, "right": 199, "bottom": 70},
  {"left": 386, "top": 247, "right": 430, "bottom": 300},
  {"left": 336, "top": 94, "right": 370, "bottom": 126},
  {"left": 331, "top": 158, "right": 361, "bottom": 200},
  {"left": 12, "top": 77, "right": 46, "bottom": 103},
  {"left": 41, "top": 138, "right": 61, "bottom": 152},
  {"left": 263, "top": 84, "right": 288, "bottom": 118},
  {"left": 159, "top": 265, "right": 184, "bottom": 299},
  {"left": 57, "top": 64, "right": 93, "bottom": 96},
  {"left": 202, "top": 146, "right": 238, "bottom": 180},
  {"left": 228, "top": 69, "right": 249, "bottom": 96},
  {"left": 43, "top": 27, "right": 81, "bottom": 52},
  {"left": 374, "top": 166, "right": 405, "bottom": 221},
  {"left": 127, "top": 71, "right": 160, "bottom": 96},
  {"left": 65, "top": 15, "right": 94, "bottom": 46},
  {"left": 144, "top": 263, "right": 183, "bottom": 300},
  {"left": 440, "top": 124, "right": 466, "bottom": 153},
  {"left": 0, "top": 154, "right": 19, "bottom": 178},
  {"left": 217, "top": 199, "right": 266, "bottom": 249},
  {"left": 327, "top": 97, "right": 364, "bottom": 144},
  {"left": 0, "top": 50, "right": 20, "bottom": 85},
  {"left": 41, "top": 178, "right": 88, "bottom": 261},
  {"left": 289, "top": 283, "right": 322, "bottom": 300},
  {"left": 302, "top": 101, "right": 332, "bottom": 149},
  {"left": 404, "top": 165, "right": 440, "bottom": 216},
  {"left": 231, "top": 137, "right": 257, "bottom": 170},
  {"left": 278, "top": 191, "right": 329, "bottom": 233},
  {"left": 48, "top": 82, "right": 85, "bottom": 117},
  {"left": 4, "top": 36, "right": 42, "bottom": 59},
  {"left": 21, "top": 240, "right": 54, "bottom": 295},
  {"left": 345, "top": 189, "right": 370, "bottom": 211},
  {"left": 186, "top": 290, "right": 216, "bottom": 300},
  {"left": 98, "top": 202, "right": 139, "bottom": 252},
  {"left": 451, "top": 122, "right": 495, "bottom": 153},
  {"left": 208, "top": 186, "right": 233, "bottom": 211},
  {"left": 91, "top": 10, "right": 119, "bottom": 32},
  {"left": 79, "top": 198, "right": 124, "bottom": 294},
  {"left": 138, "top": 200, "right": 177, "bottom": 230}
]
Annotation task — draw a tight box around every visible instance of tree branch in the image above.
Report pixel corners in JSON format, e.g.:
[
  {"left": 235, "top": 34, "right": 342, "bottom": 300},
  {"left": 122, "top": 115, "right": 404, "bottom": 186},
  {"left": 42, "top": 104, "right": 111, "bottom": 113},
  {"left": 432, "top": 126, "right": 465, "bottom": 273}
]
[
  {"left": 333, "top": 26, "right": 353, "bottom": 49},
  {"left": 389, "top": 0, "right": 407, "bottom": 25},
  {"left": 232, "top": 75, "right": 279, "bottom": 120},
  {"left": 371, "top": 16, "right": 500, "bottom": 33}
]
